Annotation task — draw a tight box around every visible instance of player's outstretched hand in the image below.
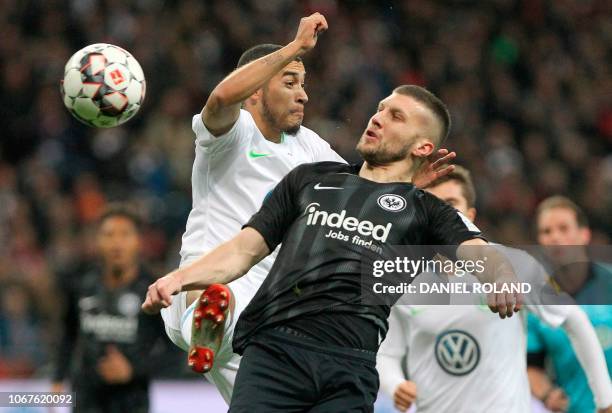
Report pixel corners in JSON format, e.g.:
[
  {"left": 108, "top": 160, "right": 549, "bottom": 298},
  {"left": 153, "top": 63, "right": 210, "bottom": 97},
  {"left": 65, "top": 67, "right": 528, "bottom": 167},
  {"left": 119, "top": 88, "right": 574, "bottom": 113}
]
[
  {"left": 597, "top": 406, "right": 612, "bottom": 413},
  {"left": 141, "top": 273, "right": 182, "bottom": 314},
  {"left": 486, "top": 273, "right": 523, "bottom": 319},
  {"left": 393, "top": 380, "right": 417, "bottom": 412},
  {"left": 293, "top": 12, "right": 328, "bottom": 55},
  {"left": 412, "top": 148, "right": 456, "bottom": 189}
]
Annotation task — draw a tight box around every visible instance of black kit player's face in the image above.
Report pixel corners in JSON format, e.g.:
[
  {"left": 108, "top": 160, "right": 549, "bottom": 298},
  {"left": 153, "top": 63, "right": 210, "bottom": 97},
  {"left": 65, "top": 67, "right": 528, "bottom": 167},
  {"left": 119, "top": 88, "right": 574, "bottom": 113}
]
[
  {"left": 356, "top": 93, "right": 437, "bottom": 165},
  {"left": 260, "top": 61, "right": 308, "bottom": 135},
  {"left": 97, "top": 216, "right": 141, "bottom": 272}
]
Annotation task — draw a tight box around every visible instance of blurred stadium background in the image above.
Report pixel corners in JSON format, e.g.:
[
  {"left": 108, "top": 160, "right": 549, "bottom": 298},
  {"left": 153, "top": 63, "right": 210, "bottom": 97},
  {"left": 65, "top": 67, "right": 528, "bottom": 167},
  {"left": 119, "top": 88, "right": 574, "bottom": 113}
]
[{"left": 0, "top": 0, "right": 610, "bottom": 411}]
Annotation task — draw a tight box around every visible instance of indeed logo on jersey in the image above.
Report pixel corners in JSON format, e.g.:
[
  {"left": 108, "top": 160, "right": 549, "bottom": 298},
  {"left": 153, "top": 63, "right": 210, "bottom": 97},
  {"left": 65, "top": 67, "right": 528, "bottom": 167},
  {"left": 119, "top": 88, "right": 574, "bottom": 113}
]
[{"left": 305, "top": 203, "right": 392, "bottom": 242}]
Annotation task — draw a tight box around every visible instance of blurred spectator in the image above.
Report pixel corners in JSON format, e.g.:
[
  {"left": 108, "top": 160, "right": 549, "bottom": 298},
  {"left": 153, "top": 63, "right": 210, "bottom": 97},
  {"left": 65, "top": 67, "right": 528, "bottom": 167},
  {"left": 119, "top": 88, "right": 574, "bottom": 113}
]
[{"left": 0, "top": 282, "right": 45, "bottom": 378}]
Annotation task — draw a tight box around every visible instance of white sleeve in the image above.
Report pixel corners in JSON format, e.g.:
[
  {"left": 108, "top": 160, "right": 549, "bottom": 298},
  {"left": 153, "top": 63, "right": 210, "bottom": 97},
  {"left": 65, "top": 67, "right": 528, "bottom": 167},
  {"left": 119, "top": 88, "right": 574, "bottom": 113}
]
[
  {"left": 191, "top": 109, "right": 253, "bottom": 149},
  {"left": 527, "top": 304, "right": 571, "bottom": 329},
  {"left": 493, "top": 245, "right": 572, "bottom": 325},
  {"left": 316, "top": 143, "right": 346, "bottom": 163},
  {"left": 304, "top": 129, "right": 346, "bottom": 163},
  {"left": 562, "top": 306, "right": 612, "bottom": 409},
  {"left": 377, "top": 307, "right": 409, "bottom": 399}
]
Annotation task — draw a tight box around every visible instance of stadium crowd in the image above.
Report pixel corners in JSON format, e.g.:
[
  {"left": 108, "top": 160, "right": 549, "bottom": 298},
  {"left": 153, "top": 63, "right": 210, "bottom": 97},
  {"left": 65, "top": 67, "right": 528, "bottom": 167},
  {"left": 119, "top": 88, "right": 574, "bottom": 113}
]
[{"left": 0, "top": 0, "right": 610, "bottom": 381}]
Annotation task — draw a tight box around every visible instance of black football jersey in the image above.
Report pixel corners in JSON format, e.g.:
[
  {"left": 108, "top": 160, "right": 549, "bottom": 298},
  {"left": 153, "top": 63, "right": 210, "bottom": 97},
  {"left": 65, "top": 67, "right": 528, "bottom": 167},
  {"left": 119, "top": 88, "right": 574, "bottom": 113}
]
[{"left": 233, "top": 161, "right": 482, "bottom": 354}]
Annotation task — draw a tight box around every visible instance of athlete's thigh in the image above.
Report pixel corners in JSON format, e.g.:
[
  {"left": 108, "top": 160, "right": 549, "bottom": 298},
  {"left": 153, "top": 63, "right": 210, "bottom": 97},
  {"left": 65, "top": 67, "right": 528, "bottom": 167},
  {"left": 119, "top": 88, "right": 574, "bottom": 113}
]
[
  {"left": 309, "top": 358, "right": 378, "bottom": 413},
  {"left": 228, "top": 341, "right": 315, "bottom": 413}
]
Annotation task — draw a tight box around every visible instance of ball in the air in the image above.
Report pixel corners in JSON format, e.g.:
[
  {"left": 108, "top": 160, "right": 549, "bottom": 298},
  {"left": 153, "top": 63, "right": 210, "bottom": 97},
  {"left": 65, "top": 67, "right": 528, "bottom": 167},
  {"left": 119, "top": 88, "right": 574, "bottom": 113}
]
[{"left": 60, "top": 43, "right": 146, "bottom": 128}]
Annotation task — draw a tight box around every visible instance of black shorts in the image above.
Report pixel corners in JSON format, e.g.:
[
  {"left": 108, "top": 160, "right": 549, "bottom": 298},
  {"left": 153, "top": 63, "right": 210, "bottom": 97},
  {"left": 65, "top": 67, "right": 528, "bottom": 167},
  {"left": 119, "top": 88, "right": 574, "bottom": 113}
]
[{"left": 229, "top": 327, "right": 379, "bottom": 413}]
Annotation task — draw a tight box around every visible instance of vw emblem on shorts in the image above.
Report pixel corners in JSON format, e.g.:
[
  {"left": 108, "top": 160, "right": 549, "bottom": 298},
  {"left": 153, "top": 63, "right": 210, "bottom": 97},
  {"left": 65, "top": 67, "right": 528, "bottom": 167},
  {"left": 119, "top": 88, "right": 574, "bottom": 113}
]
[
  {"left": 435, "top": 330, "right": 480, "bottom": 376},
  {"left": 377, "top": 194, "right": 406, "bottom": 212}
]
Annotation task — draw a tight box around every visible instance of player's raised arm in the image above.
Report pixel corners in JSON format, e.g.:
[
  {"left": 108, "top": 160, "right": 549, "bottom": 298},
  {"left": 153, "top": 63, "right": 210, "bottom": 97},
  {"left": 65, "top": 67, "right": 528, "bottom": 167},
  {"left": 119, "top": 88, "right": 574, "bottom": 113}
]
[
  {"left": 202, "top": 12, "right": 328, "bottom": 135},
  {"left": 142, "top": 227, "right": 270, "bottom": 314}
]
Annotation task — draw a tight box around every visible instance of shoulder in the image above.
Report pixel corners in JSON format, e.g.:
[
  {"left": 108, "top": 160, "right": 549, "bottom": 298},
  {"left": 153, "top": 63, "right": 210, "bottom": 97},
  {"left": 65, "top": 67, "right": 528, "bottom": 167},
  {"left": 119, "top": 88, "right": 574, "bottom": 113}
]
[
  {"left": 194, "top": 108, "right": 256, "bottom": 128},
  {"left": 416, "top": 188, "right": 441, "bottom": 203},
  {"left": 294, "top": 125, "right": 336, "bottom": 154},
  {"left": 295, "top": 124, "right": 326, "bottom": 144},
  {"left": 290, "top": 161, "right": 351, "bottom": 177},
  {"left": 410, "top": 188, "right": 443, "bottom": 213},
  {"left": 192, "top": 109, "right": 257, "bottom": 145},
  {"left": 284, "top": 161, "right": 352, "bottom": 191}
]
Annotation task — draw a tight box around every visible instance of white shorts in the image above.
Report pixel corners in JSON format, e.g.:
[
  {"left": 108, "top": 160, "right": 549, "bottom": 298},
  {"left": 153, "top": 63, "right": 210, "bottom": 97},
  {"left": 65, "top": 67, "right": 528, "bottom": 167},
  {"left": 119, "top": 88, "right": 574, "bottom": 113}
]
[{"left": 160, "top": 256, "right": 267, "bottom": 404}]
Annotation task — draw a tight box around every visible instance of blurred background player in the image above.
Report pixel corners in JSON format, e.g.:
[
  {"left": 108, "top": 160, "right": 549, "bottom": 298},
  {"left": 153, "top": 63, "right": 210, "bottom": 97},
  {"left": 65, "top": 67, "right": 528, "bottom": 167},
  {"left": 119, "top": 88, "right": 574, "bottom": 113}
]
[
  {"left": 527, "top": 196, "right": 612, "bottom": 413},
  {"left": 377, "top": 167, "right": 612, "bottom": 413},
  {"left": 52, "top": 204, "right": 169, "bottom": 413},
  {"left": 159, "top": 11, "right": 453, "bottom": 404}
]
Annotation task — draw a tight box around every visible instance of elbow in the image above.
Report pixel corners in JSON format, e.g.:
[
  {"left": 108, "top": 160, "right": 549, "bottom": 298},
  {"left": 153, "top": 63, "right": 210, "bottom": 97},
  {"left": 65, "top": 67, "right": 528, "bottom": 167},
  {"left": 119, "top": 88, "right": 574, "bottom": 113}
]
[{"left": 207, "top": 86, "right": 233, "bottom": 111}]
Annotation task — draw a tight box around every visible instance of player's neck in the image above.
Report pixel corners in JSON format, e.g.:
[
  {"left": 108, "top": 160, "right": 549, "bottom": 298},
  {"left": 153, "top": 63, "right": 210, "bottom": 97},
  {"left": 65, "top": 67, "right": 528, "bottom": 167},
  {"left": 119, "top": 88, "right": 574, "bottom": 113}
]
[
  {"left": 250, "top": 110, "right": 283, "bottom": 143},
  {"left": 103, "top": 263, "right": 139, "bottom": 289},
  {"left": 359, "top": 161, "right": 414, "bottom": 184}
]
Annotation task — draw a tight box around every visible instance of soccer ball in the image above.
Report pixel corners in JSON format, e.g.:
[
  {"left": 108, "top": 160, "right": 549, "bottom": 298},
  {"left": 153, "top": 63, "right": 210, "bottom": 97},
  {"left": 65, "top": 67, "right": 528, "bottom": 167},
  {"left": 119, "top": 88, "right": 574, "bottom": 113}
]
[{"left": 60, "top": 43, "right": 146, "bottom": 128}]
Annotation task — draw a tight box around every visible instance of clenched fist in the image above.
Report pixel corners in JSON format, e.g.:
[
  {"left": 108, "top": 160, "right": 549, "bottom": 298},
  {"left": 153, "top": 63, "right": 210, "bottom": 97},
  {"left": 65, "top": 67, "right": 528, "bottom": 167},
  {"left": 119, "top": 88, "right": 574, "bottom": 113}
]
[
  {"left": 293, "top": 12, "right": 328, "bottom": 55},
  {"left": 141, "top": 273, "right": 182, "bottom": 314},
  {"left": 394, "top": 380, "right": 417, "bottom": 412}
]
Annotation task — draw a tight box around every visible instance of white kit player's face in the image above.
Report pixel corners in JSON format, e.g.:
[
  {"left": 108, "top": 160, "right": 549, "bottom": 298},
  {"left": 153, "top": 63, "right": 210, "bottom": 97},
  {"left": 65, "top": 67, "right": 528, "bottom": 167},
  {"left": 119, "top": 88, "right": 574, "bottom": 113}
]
[
  {"left": 258, "top": 61, "right": 308, "bottom": 135},
  {"left": 537, "top": 207, "right": 590, "bottom": 247},
  {"left": 357, "top": 93, "right": 436, "bottom": 165},
  {"left": 538, "top": 207, "right": 591, "bottom": 272}
]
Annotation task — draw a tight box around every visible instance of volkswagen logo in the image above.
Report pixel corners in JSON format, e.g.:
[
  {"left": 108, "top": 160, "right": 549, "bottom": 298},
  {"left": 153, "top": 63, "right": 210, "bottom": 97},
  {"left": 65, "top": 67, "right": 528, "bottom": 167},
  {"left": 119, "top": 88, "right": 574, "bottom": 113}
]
[{"left": 435, "top": 330, "right": 480, "bottom": 376}]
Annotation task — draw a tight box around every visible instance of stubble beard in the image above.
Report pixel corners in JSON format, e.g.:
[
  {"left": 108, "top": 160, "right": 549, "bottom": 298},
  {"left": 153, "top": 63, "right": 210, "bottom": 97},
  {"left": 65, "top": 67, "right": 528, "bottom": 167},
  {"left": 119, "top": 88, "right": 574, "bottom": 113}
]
[
  {"left": 357, "top": 140, "right": 412, "bottom": 166},
  {"left": 261, "top": 92, "right": 301, "bottom": 136}
]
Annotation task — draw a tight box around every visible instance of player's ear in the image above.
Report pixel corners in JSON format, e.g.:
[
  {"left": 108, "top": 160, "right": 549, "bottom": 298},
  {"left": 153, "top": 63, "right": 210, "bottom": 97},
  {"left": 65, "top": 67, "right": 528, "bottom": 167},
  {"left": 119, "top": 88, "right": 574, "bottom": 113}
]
[
  {"left": 467, "top": 207, "right": 477, "bottom": 222},
  {"left": 411, "top": 139, "right": 435, "bottom": 158},
  {"left": 245, "top": 89, "right": 262, "bottom": 107}
]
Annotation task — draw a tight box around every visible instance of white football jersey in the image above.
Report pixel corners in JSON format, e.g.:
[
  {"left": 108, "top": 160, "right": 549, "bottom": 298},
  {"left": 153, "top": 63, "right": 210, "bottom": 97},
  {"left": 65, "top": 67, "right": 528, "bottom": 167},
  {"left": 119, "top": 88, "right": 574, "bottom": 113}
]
[
  {"left": 378, "top": 247, "right": 571, "bottom": 413},
  {"left": 180, "top": 110, "right": 344, "bottom": 297}
]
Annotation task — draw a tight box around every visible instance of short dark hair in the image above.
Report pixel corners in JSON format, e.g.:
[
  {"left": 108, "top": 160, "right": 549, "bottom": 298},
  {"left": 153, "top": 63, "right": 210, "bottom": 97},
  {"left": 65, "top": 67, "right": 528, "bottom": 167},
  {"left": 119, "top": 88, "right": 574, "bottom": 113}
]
[
  {"left": 98, "top": 203, "right": 143, "bottom": 232},
  {"left": 237, "top": 44, "right": 302, "bottom": 68},
  {"left": 393, "top": 85, "right": 451, "bottom": 147},
  {"left": 426, "top": 165, "right": 476, "bottom": 208},
  {"left": 535, "top": 196, "right": 589, "bottom": 228}
]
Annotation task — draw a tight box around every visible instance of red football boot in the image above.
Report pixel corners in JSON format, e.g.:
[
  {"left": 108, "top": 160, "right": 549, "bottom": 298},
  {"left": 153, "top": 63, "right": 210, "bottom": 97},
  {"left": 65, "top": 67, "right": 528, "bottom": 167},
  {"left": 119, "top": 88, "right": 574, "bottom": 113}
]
[{"left": 187, "top": 284, "right": 231, "bottom": 374}]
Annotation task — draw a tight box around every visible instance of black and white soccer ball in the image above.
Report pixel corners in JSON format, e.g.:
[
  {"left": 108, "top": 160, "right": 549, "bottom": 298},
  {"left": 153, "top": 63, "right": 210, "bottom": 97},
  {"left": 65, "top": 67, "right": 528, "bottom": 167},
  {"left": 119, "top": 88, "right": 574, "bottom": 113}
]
[{"left": 60, "top": 43, "right": 146, "bottom": 128}]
